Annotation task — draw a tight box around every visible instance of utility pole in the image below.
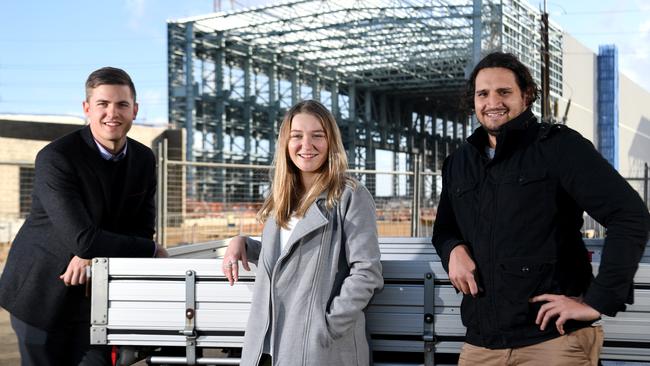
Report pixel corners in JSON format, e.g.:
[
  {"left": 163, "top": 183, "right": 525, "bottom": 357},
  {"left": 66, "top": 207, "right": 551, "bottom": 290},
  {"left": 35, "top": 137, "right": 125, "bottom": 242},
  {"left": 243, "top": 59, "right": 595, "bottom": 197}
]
[
  {"left": 540, "top": 0, "right": 552, "bottom": 123},
  {"left": 470, "top": 0, "right": 482, "bottom": 130}
]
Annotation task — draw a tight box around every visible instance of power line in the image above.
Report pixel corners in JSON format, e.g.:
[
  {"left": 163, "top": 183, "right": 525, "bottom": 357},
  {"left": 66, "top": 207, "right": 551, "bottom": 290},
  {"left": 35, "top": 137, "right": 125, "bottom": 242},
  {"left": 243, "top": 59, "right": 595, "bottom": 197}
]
[
  {"left": 0, "top": 82, "right": 166, "bottom": 88},
  {"left": 0, "top": 99, "right": 167, "bottom": 105},
  {"left": 0, "top": 37, "right": 165, "bottom": 43},
  {"left": 560, "top": 9, "right": 650, "bottom": 15},
  {"left": 0, "top": 62, "right": 165, "bottom": 71},
  {"left": 569, "top": 31, "right": 649, "bottom": 35}
]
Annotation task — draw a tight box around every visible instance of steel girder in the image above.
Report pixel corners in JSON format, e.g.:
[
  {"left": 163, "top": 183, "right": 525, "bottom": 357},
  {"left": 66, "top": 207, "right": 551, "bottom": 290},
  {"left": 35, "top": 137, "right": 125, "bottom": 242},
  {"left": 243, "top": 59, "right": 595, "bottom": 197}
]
[{"left": 167, "top": 0, "right": 563, "bottom": 201}]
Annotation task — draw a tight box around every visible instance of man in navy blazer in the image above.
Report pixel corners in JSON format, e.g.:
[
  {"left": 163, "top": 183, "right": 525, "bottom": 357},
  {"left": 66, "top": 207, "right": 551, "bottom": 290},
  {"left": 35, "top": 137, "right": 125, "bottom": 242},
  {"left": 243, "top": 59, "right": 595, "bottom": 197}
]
[{"left": 0, "top": 67, "right": 168, "bottom": 365}]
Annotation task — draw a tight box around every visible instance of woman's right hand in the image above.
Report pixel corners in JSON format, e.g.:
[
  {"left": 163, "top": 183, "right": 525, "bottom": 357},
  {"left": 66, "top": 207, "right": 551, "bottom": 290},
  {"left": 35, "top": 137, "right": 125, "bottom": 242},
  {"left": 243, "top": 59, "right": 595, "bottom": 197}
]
[{"left": 223, "top": 235, "right": 250, "bottom": 286}]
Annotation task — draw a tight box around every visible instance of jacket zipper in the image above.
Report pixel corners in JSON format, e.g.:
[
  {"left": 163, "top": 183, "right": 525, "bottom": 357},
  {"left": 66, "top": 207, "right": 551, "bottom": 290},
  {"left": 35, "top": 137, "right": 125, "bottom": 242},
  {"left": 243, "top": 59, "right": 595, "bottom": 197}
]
[
  {"left": 261, "top": 228, "right": 294, "bottom": 365},
  {"left": 253, "top": 250, "right": 274, "bottom": 366},
  {"left": 488, "top": 166, "right": 499, "bottom": 344},
  {"left": 301, "top": 206, "right": 331, "bottom": 365}
]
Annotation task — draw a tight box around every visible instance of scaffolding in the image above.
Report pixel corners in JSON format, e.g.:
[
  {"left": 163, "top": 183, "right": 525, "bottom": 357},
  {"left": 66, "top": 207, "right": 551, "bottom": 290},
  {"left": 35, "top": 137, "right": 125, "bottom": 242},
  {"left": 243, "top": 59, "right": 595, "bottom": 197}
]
[
  {"left": 597, "top": 45, "right": 619, "bottom": 169},
  {"left": 167, "top": 0, "right": 563, "bottom": 203}
]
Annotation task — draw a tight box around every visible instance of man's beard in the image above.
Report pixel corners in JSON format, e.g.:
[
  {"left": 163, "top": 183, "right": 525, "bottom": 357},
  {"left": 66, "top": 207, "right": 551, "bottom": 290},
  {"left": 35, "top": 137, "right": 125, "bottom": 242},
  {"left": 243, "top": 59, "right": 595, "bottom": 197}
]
[{"left": 481, "top": 124, "right": 503, "bottom": 137}]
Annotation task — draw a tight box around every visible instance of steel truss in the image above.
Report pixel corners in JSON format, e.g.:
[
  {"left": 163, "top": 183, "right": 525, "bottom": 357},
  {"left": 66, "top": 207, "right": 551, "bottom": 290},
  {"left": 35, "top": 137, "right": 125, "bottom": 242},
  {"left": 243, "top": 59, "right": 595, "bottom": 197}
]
[{"left": 168, "top": 0, "right": 562, "bottom": 202}]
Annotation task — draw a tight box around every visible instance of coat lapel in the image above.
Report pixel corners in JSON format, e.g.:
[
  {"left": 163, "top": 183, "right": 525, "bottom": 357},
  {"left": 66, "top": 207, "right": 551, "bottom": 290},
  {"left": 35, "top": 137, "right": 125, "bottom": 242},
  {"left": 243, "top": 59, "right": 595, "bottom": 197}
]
[
  {"left": 261, "top": 216, "right": 281, "bottom": 274},
  {"left": 79, "top": 126, "right": 113, "bottom": 216},
  {"left": 280, "top": 200, "right": 329, "bottom": 260}
]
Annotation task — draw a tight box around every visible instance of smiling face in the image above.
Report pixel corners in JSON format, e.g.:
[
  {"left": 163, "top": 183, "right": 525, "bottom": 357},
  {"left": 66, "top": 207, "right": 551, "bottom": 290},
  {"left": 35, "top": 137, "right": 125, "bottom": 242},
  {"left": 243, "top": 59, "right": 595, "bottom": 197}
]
[
  {"left": 83, "top": 84, "right": 138, "bottom": 154},
  {"left": 287, "top": 112, "right": 329, "bottom": 189},
  {"left": 474, "top": 67, "right": 527, "bottom": 147}
]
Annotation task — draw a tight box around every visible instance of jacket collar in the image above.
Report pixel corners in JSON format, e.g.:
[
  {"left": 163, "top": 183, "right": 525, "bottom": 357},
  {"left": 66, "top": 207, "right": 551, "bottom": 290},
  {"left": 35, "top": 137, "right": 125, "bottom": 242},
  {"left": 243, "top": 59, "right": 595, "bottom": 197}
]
[
  {"left": 80, "top": 125, "right": 100, "bottom": 154},
  {"left": 467, "top": 108, "right": 538, "bottom": 160},
  {"left": 261, "top": 195, "right": 330, "bottom": 268},
  {"left": 282, "top": 198, "right": 329, "bottom": 253}
]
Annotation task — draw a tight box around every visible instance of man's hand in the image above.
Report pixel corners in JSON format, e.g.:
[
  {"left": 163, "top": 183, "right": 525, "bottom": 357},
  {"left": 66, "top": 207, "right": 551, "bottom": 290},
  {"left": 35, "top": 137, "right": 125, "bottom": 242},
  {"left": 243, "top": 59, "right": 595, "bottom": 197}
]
[
  {"left": 448, "top": 244, "right": 480, "bottom": 296},
  {"left": 154, "top": 243, "right": 169, "bottom": 258},
  {"left": 530, "top": 294, "right": 601, "bottom": 335},
  {"left": 59, "top": 256, "right": 91, "bottom": 286},
  {"left": 223, "top": 236, "right": 250, "bottom": 286}
]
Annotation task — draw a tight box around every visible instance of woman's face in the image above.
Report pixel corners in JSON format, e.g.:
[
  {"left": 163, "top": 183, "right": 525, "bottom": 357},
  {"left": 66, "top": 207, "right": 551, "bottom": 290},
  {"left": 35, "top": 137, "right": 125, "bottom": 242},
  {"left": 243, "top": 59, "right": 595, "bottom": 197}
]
[{"left": 287, "top": 112, "right": 329, "bottom": 185}]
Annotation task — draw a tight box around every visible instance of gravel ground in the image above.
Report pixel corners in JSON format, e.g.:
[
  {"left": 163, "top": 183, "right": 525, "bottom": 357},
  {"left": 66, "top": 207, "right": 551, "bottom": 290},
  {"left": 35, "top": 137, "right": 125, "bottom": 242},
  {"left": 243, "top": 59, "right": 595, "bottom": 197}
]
[{"left": 0, "top": 308, "right": 19, "bottom": 366}]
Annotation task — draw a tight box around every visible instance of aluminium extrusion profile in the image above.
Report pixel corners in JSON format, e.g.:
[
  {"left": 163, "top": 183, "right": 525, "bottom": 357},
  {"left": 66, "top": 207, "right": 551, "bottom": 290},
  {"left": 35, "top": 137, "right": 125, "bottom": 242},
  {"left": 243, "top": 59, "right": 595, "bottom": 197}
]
[{"left": 89, "top": 237, "right": 650, "bottom": 364}]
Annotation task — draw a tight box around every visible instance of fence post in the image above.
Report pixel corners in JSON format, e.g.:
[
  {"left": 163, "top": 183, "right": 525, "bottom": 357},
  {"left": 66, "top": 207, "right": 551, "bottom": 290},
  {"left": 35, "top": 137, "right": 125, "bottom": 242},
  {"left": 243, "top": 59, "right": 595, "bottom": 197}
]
[
  {"left": 411, "top": 154, "right": 421, "bottom": 237},
  {"left": 643, "top": 163, "right": 648, "bottom": 208},
  {"left": 162, "top": 139, "right": 168, "bottom": 248},
  {"left": 156, "top": 141, "right": 164, "bottom": 245},
  {"left": 156, "top": 140, "right": 168, "bottom": 247}
]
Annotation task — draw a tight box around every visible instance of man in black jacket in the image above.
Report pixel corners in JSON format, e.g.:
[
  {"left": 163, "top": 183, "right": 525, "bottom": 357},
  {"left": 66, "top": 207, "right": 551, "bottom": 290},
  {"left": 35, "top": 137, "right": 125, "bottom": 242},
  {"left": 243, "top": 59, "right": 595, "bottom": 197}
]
[
  {"left": 0, "top": 67, "right": 168, "bottom": 365},
  {"left": 432, "top": 52, "right": 650, "bottom": 365}
]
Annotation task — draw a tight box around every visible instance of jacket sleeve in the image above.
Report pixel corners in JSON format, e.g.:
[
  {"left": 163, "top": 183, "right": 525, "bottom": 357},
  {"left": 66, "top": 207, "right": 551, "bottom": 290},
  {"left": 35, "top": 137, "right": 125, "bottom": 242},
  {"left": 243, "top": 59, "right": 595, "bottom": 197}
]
[
  {"left": 550, "top": 129, "right": 650, "bottom": 316},
  {"left": 34, "top": 148, "right": 156, "bottom": 259},
  {"left": 431, "top": 156, "right": 467, "bottom": 273},
  {"left": 245, "top": 237, "right": 262, "bottom": 263},
  {"left": 325, "top": 184, "right": 384, "bottom": 338}
]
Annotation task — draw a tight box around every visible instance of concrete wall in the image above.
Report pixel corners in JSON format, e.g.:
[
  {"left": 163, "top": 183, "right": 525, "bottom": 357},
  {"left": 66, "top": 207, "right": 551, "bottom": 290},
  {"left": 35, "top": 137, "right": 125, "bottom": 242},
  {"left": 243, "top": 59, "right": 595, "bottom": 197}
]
[
  {"left": 618, "top": 74, "right": 650, "bottom": 177},
  {"left": 561, "top": 33, "right": 650, "bottom": 178},
  {"left": 0, "top": 118, "right": 167, "bottom": 242},
  {"left": 560, "top": 33, "right": 598, "bottom": 143},
  {"left": 0, "top": 137, "right": 49, "bottom": 221}
]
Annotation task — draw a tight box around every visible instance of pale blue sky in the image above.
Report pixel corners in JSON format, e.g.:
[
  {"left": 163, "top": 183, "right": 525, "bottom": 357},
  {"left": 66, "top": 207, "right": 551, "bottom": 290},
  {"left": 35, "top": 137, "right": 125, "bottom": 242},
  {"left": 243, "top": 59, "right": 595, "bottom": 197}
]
[{"left": 0, "top": 0, "right": 648, "bottom": 126}]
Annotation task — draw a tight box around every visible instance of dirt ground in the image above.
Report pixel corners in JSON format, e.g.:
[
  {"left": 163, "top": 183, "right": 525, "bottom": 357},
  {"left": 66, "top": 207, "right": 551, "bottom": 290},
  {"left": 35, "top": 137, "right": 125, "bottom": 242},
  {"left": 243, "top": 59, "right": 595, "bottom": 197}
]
[
  {"left": 0, "top": 308, "right": 19, "bottom": 365},
  {"left": 0, "top": 242, "right": 20, "bottom": 365}
]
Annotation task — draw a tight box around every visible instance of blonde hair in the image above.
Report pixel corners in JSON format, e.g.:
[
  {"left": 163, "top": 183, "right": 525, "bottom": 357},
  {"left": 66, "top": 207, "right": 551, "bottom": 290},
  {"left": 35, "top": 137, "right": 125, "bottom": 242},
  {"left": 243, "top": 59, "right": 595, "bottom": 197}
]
[{"left": 258, "top": 100, "right": 352, "bottom": 228}]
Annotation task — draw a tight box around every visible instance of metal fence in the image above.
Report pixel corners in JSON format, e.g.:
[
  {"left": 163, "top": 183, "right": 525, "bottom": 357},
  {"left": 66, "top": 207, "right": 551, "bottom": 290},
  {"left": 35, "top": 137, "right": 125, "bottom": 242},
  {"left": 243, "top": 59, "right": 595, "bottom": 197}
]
[
  {"left": 154, "top": 146, "right": 650, "bottom": 247},
  {"left": 0, "top": 157, "right": 648, "bottom": 246},
  {"left": 155, "top": 145, "right": 423, "bottom": 246}
]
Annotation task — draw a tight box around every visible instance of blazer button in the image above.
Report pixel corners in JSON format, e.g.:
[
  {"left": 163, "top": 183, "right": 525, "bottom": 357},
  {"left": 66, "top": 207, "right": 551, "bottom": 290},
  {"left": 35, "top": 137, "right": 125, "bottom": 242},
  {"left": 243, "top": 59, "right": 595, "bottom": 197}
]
[
  {"left": 518, "top": 177, "right": 525, "bottom": 184},
  {"left": 521, "top": 266, "right": 530, "bottom": 273}
]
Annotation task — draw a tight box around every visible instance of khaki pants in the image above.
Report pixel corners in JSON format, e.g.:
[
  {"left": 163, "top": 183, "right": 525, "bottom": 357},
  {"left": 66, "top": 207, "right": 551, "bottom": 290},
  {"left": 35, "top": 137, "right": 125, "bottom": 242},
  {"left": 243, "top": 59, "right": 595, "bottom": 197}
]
[{"left": 458, "top": 326, "right": 604, "bottom": 366}]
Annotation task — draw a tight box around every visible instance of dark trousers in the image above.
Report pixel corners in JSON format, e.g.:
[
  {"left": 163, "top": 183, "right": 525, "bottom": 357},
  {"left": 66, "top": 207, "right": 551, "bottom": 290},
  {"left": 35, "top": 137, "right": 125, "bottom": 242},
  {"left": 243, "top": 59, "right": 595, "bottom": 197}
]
[{"left": 11, "top": 314, "right": 111, "bottom": 366}]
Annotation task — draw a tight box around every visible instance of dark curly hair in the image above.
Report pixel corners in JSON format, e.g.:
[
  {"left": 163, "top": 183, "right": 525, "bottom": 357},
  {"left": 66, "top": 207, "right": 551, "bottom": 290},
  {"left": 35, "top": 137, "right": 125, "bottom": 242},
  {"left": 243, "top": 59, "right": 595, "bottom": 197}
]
[{"left": 464, "top": 52, "right": 539, "bottom": 113}]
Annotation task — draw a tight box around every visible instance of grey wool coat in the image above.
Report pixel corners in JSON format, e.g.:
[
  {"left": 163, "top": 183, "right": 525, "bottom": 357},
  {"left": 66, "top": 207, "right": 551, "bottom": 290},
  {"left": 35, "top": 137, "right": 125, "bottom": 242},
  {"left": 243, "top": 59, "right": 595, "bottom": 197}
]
[{"left": 239, "top": 181, "right": 383, "bottom": 366}]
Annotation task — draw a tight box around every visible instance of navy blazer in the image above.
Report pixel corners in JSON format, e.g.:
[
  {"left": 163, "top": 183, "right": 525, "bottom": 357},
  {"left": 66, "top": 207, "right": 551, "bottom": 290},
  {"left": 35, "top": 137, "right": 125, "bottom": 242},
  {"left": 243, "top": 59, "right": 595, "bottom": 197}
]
[{"left": 0, "top": 126, "right": 157, "bottom": 330}]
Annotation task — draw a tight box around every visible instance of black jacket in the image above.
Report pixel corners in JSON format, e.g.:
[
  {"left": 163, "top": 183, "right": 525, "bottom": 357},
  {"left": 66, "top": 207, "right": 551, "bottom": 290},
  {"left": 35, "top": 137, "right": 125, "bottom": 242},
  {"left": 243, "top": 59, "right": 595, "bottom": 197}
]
[
  {"left": 432, "top": 109, "right": 650, "bottom": 348},
  {"left": 0, "top": 126, "right": 157, "bottom": 330}
]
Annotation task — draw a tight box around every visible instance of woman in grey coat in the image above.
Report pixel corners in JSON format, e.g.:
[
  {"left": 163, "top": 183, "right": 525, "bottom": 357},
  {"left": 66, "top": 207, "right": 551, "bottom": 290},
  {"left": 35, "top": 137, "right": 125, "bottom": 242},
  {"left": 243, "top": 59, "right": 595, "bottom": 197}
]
[{"left": 223, "top": 100, "right": 383, "bottom": 366}]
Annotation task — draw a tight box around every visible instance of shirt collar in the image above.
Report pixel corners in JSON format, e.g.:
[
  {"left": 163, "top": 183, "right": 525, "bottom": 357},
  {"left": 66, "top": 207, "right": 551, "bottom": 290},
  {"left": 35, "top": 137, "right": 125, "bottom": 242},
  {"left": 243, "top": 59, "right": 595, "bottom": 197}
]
[{"left": 94, "top": 139, "right": 128, "bottom": 162}]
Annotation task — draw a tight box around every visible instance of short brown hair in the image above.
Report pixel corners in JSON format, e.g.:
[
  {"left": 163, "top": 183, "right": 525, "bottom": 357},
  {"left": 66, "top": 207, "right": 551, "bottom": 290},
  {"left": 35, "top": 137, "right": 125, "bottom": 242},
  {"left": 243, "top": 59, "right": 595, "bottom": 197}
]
[{"left": 85, "top": 67, "right": 136, "bottom": 102}]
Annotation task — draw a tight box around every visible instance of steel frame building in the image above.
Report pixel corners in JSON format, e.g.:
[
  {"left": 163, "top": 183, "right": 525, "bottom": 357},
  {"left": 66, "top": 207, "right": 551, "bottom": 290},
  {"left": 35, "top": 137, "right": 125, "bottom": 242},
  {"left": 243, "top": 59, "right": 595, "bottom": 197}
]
[{"left": 167, "top": 0, "right": 563, "bottom": 202}]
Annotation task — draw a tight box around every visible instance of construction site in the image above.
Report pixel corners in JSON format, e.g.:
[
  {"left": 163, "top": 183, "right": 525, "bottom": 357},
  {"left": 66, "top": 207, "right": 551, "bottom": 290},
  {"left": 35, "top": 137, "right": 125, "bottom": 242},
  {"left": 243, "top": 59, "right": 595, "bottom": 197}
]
[
  {"left": 156, "top": 0, "right": 573, "bottom": 244},
  {"left": 2, "top": 0, "right": 649, "bottom": 247},
  {"left": 2, "top": 1, "right": 650, "bottom": 365}
]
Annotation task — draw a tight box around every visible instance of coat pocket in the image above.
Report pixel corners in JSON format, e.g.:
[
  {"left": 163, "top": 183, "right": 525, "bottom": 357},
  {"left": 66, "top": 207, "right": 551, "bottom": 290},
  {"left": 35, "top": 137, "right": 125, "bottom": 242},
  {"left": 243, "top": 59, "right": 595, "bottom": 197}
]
[
  {"left": 450, "top": 179, "right": 479, "bottom": 229},
  {"left": 460, "top": 294, "right": 479, "bottom": 329},
  {"left": 452, "top": 180, "right": 478, "bottom": 199},
  {"left": 498, "top": 168, "right": 551, "bottom": 229},
  {"left": 496, "top": 257, "right": 556, "bottom": 330}
]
